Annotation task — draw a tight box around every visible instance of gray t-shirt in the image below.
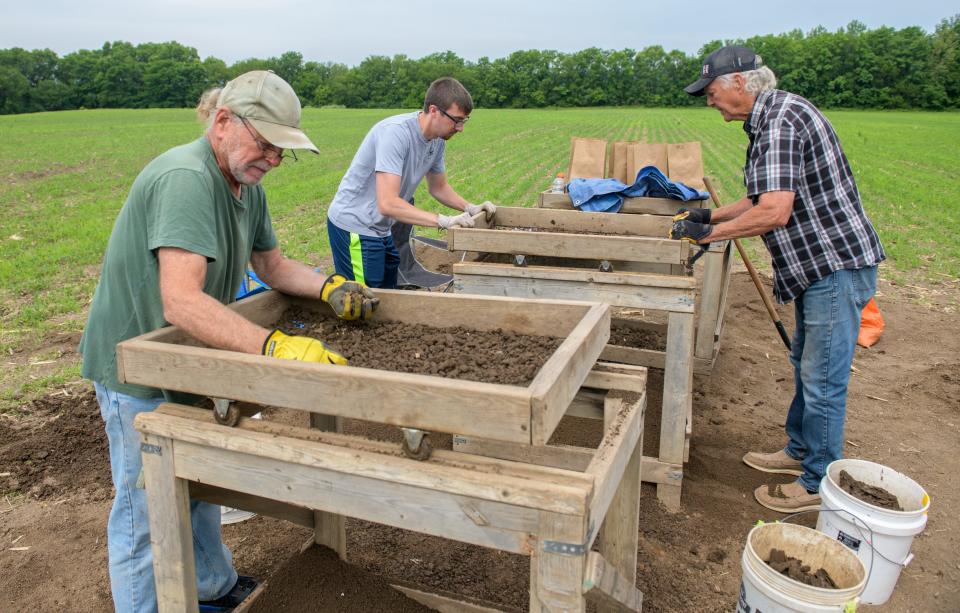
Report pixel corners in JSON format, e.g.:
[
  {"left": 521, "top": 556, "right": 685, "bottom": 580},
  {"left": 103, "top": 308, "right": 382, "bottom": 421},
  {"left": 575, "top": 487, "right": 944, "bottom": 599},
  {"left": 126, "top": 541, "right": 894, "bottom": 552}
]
[{"left": 327, "top": 112, "right": 445, "bottom": 237}]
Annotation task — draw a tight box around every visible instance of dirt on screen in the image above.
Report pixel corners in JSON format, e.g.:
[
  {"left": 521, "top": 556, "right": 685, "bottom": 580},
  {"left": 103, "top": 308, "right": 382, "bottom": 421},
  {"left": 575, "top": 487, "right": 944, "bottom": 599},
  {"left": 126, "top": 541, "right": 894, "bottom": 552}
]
[{"left": 276, "top": 305, "right": 561, "bottom": 385}]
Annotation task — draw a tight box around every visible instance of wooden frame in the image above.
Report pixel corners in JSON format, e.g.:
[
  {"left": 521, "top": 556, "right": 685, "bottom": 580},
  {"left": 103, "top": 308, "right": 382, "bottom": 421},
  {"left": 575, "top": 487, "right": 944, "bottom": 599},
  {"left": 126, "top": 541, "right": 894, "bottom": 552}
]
[
  {"left": 539, "top": 191, "right": 707, "bottom": 216},
  {"left": 117, "top": 289, "right": 609, "bottom": 446},
  {"left": 135, "top": 369, "right": 648, "bottom": 612},
  {"left": 534, "top": 196, "right": 735, "bottom": 369},
  {"left": 448, "top": 206, "right": 700, "bottom": 510},
  {"left": 449, "top": 206, "right": 690, "bottom": 266}
]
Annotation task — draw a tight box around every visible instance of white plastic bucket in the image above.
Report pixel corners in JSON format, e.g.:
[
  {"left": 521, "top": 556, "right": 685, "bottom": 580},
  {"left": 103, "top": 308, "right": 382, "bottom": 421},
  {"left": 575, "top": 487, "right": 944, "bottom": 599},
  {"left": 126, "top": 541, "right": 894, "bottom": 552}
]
[
  {"left": 738, "top": 522, "right": 866, "bottom": 613},
  {"left": 817, "top": 458, "right": 930, "bottom": 605}
]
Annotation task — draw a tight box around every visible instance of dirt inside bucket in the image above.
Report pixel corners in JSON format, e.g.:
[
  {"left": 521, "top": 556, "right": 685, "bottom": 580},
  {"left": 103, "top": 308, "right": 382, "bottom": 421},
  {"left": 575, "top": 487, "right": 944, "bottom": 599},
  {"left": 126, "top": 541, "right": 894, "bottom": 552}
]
[
  {"left": 839, "top": 469, "right": 903, "bottom": 511},
  {"left": 765, "top": 549, "right": 838, "bottom": 589},
  {"left": 277, "top": 305, "right": 562, "bottom": 386}
]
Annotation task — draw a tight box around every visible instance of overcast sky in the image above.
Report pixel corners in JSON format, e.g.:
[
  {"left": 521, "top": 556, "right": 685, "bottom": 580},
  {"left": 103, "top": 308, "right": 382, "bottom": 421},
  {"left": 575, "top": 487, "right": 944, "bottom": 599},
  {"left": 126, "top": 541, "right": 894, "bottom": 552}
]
[{"left": 4, "top": 1, "right": 953, "bottom": 65}]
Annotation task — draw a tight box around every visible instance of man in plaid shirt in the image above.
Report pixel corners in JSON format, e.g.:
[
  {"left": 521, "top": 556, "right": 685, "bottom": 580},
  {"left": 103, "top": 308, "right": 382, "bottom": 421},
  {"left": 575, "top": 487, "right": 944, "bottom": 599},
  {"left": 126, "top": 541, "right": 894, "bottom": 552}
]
[{"left": 674, "top": 45, "right": 885, "bottom": 512}]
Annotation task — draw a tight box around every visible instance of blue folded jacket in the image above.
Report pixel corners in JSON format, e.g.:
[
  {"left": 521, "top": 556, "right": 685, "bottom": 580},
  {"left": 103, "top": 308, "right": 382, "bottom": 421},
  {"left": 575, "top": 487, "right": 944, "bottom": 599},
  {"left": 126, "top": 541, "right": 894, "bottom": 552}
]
[
  {"left": 567, "top": 166, "right": 708, "bottom": 213},
  {"left": 567, "top": 178, "right": 629, "bottom": 213}
]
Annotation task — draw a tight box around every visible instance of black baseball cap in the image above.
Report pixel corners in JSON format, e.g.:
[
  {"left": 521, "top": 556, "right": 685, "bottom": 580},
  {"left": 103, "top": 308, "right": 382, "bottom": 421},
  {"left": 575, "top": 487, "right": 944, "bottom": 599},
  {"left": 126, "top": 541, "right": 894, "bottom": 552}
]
[{"left": 684, "top": 45, "right": 763, "bottom": 96}]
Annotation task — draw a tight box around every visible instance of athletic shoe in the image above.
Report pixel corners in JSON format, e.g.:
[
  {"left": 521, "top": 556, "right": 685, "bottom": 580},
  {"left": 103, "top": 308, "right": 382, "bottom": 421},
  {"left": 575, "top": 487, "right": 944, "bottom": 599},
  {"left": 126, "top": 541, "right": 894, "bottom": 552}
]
[{"left": 199, "top": 575, "right": 259, "bottom": 612}]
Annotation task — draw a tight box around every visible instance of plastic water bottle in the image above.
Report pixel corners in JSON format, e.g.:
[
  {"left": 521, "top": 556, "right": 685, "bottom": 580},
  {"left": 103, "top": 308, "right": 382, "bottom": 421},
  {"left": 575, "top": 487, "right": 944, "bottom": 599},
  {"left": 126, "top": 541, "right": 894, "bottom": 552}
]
[{"left": 550, "top": 172, "right": 566, "bottom": 193}]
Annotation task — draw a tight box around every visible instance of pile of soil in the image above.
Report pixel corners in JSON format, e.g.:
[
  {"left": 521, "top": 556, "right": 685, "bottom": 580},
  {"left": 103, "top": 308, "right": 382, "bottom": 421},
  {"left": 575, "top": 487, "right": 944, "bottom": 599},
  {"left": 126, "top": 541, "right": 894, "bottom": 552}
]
[
  {"left": 766, "top": 548, "right": 838, "bottom": 588},
  {"left": 246, "top": 545, "right": 432, "bottom": 613},
  {"left": 0, "top": 389, "right": 110, "bottom": 501},
  {"left": 610, "top": 323, "right": 667, "bottom": 351},
  {"left": 277, "top": 306, "right": 561, "bottom": 385},
  {"left": 839, "top": 469, "right": 903, "bottom": 511}
]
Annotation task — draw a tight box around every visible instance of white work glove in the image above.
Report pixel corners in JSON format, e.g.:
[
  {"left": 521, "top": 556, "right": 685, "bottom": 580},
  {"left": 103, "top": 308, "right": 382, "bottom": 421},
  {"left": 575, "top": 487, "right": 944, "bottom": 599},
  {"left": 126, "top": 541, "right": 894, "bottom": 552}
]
[
  {"left": 464, "top": 200, "right": 497, "bottom": 219},
  {"left": 437, "top": 211, "right": 476, "bottom": 229}
]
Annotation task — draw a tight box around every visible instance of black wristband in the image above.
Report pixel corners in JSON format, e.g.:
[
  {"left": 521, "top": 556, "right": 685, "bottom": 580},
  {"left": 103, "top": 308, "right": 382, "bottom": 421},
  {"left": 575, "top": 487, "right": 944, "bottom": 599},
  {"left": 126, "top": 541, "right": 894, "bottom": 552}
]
[{"left": 262, "top": 329, "right": 280, "bottom": 356}]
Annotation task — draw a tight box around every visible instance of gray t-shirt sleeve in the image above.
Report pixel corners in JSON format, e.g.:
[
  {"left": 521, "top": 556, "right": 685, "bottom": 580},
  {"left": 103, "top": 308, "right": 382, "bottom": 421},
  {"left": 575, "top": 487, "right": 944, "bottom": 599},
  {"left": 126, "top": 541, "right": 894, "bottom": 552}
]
[{"left": 374, "top": 124, "right": 410, "bottom": 176}]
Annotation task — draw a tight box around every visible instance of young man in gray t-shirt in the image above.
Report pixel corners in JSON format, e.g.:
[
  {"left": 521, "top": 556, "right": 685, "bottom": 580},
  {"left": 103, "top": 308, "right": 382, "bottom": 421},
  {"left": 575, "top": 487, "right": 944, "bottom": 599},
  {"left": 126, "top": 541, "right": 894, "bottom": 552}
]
[{"left": 326, "top": 77, "right": 495, "bottom": 288}]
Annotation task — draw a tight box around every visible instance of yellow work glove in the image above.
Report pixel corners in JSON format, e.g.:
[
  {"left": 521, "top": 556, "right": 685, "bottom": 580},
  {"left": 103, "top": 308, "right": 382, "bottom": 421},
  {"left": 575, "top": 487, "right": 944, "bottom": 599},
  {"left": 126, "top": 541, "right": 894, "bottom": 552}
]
[
  {"left": 320, "top": 274, "right": 379, "bottom": 321},
  {"left": 262, "top": 330, "right": 347, "bottom": 365}
]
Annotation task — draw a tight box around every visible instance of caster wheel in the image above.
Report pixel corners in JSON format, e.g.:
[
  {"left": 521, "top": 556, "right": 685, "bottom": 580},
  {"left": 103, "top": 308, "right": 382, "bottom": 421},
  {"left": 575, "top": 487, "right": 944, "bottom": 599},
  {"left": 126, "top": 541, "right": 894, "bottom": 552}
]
[
  {"left": 213, "top": 401, "right": 241, "bottom": 427},
  {"left": 401, "top": 434, "right": 433, "bottom": 461}
]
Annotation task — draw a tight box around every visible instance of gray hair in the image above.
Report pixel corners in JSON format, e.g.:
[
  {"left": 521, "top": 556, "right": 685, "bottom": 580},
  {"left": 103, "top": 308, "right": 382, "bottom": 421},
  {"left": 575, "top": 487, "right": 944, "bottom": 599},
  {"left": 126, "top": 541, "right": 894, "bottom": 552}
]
[
  {"left": 196, "top": 87, "right": 224, "bottom": 127},
  {"left": 716, "top": 65, "right": 778, "bottom": 94}
]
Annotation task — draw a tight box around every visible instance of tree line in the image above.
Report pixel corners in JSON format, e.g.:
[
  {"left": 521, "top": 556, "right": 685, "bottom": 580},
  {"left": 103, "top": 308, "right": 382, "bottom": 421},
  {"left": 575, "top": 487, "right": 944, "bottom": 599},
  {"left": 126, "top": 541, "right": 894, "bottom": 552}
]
[{"left": 1, "top": 16, "right": 957, "bottom": 115}]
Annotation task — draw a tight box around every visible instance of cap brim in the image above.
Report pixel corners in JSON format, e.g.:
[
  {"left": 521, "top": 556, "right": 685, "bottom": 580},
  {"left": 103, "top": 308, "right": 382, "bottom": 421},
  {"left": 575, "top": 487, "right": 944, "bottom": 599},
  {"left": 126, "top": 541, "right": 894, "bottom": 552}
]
[
  {"left": 247, "top": 118, "right": 319, "bottom": 154},
  {"left": 684, "top": 77, "right": 713, "bottom": 97}
]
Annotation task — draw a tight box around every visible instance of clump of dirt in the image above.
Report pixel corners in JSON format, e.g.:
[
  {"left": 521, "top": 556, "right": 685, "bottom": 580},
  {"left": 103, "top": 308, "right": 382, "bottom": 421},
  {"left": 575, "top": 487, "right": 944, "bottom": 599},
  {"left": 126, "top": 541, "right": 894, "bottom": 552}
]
[
  {"left": 610, "top": 324, "right": 667, "bottom": 351},
  {"left": 246, "top": 545, "right": 433, "bottom": 612},
  {"left": 766, "top": 549, "right": 838, "bottom": 588},
  {"left": 277, "top": 306, "right": 561, "bottom": 385},
  {"left": 0, "top": 389, "right": 111, "bottom": 500},
  {"left": 839, "top": 469, "right": 903, "bottom": 511}
]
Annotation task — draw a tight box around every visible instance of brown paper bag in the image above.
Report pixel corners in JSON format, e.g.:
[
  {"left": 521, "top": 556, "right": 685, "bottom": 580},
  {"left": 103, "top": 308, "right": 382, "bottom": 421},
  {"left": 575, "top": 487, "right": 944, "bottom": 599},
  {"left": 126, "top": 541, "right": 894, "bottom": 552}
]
[
  {"left": 609, "top": 141, "right": 637, "bottom": 183},
  {"left": 567, "top": 138, "right": 608, "bottom": 180},
  {"left": 666, "top": 141, "right": 705, "bottom": 190},
  {"left": 626, "top": 143, "right": 669, "bottom": 184}
]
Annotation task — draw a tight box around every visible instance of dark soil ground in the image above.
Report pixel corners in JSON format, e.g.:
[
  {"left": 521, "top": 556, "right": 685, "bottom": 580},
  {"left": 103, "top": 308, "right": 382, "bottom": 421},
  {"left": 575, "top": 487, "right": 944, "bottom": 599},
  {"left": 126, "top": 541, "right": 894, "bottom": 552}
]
[
  {"left": 2, "top": 271, "right": 959, "bottom": 612},
  {"left": 609, "top": 324, "right": 667, "bottom": 352},
  {"left": 277, "top": 306, "right": 561, "bottom": 385}
]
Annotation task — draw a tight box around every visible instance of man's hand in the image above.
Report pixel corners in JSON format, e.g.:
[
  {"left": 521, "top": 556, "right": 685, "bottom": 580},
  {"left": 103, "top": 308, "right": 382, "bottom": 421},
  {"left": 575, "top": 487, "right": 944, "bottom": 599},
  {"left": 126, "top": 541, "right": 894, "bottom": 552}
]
[
  {"left": 670, "top": 219, "right": 713, "bottom": 245},
  {"left": 437, "top": 211, "right": 476, "bottom": 229},
  {"left": 464, "top": 201, "right": 496, "bottom": 221},
  {"left": 673, "top": 207, "right": 711, "bottom": 224},
  {"left": 320, "top": 274, "right": 379, "bottom": 321},
  {"left": 262, "top": 330, "right": 347, "bottom": 365}
]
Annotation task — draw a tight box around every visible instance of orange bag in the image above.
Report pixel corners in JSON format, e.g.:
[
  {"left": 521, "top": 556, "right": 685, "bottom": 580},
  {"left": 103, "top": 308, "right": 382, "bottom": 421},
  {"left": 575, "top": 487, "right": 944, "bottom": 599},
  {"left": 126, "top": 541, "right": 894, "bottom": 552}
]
[{"left": 857, "top": 298, "right": 884, "bottom": 348}]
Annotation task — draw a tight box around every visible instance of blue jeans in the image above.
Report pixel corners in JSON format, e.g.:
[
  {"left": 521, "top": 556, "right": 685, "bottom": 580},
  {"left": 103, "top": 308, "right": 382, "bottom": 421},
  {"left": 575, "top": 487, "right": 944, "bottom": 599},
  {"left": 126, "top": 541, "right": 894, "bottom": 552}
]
[
  {"left": 95, "top": 383, "right": 237, "bottom": 612},
  {"left": 784, "top": 267, "right": 877, "bottom": 492}
]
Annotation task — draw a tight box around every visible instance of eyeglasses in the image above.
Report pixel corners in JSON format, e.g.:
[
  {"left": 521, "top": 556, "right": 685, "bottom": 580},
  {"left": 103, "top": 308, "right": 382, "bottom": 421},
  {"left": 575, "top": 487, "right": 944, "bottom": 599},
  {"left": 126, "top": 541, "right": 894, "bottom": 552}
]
[
  {"left": 238, "top": 116, "right": 298, "bottom": 162},
  {"left": 435, "top": 106, "right": 469, "bottom": 126}
]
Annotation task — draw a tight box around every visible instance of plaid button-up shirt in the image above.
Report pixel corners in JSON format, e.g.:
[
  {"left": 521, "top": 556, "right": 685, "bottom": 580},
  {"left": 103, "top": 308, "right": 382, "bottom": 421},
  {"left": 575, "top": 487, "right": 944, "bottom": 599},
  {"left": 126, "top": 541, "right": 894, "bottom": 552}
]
[{"left": 744, "top": 90, "right": 885, "bottom": 303}]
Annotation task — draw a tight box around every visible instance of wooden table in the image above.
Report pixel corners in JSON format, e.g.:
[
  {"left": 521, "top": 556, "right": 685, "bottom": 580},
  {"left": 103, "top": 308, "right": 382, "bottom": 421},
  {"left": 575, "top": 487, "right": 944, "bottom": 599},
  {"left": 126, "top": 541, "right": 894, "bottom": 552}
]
[{"left": 135, "top": 368, "right": 648, "bottom": 612}]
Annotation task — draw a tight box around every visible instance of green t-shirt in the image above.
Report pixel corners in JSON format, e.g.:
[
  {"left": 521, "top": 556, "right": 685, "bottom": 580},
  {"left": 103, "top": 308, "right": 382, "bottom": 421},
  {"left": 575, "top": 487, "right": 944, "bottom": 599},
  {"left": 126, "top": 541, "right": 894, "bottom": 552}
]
[{"left": 80, "top": 137, "right": 278, "bottom": 398}]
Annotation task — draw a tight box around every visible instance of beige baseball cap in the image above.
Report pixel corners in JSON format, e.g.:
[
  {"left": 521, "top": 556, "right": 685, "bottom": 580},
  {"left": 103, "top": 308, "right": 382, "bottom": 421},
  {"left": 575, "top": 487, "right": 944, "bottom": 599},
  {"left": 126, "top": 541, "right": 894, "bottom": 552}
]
[{"left": 218, "top": 70, "right": 318, "bottom": 154}]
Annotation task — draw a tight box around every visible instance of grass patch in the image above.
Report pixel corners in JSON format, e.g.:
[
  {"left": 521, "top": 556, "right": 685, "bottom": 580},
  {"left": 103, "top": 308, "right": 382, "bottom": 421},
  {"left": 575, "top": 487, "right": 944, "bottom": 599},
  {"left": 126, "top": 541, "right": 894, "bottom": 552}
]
[{"left": 1, "top": 106, "right": 957, "bottom": 410}]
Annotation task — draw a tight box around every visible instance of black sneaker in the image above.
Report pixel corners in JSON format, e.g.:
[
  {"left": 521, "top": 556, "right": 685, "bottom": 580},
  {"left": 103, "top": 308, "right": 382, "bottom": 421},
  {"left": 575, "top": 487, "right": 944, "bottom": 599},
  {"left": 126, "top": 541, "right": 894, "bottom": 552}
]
[{"left": 198, "top": 575, "right": 259, "bottom": 612}]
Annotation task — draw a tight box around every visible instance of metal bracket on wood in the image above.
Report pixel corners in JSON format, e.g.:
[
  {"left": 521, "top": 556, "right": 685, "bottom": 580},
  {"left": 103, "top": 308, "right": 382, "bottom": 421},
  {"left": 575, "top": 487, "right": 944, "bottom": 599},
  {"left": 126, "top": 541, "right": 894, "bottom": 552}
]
[
  {"left": 539, "top": 521, "right": 595, "bottom": 556},
  {"left": 140, "top": 442, "right": 162, "bottom": 456},
  {"left": 599, "top": 260, "right": 613, "bottom": 273},
  {"left": 513, "top": 254, "right": 528, "bottom": 267},
  {"left": 542, "top": 540, "right": 586, "bottom": 556}
]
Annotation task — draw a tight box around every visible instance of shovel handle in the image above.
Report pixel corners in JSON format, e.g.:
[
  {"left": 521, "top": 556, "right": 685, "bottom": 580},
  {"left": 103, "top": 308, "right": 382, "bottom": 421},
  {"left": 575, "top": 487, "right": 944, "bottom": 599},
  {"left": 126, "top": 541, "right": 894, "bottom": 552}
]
[{"left": 703, "top": 177, "right": 792, "bottom": 351}]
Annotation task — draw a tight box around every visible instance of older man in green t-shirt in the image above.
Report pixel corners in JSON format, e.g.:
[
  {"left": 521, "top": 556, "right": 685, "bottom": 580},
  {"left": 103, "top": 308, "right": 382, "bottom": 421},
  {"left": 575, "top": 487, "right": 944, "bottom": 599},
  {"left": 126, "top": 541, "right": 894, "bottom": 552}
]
[{"left": 79, "top": 71, "right": 377, "bottom": 613}]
